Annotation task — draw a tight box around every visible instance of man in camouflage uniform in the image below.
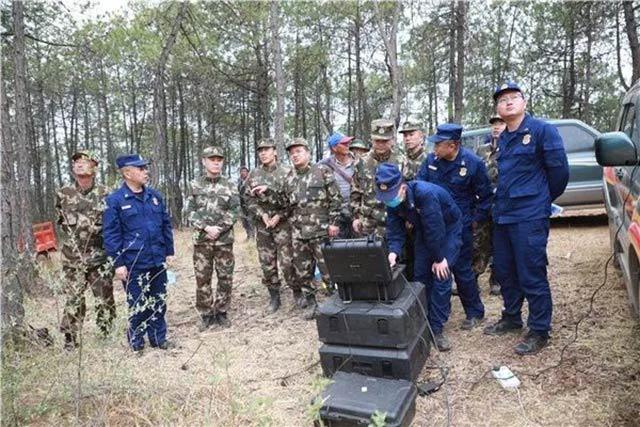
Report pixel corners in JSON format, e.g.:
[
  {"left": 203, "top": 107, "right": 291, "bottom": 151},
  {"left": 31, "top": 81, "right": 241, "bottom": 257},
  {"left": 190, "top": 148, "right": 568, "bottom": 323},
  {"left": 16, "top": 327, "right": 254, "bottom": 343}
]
[
  {"left": 398, "top": 118, "right": 428, "bottom": 279},
  {"left": 237, "top": 166, "right": 255, "bottom": 240},
  {"left": 56, "top": 150, "right": 115, "bottom": 350},
  {"left": 244, "top": 139, "right": 296, "bottom": 313},
  {"left": 351, "top": 119, "right": 407, "bottom": 238},
  {"left": 284, "top": 138, "right": 342, "bottom": 320},
  {"left": 473, "top": 114, "right": 505, "bottom": 295},
  {"left": 186, "top": 146, "right": 239, "bottom": 331},
  {"left": 349, "top": 139, "right": 370, "bottom": 159},
  {"left": 400, "top": 118, "right": 427, "bottom": 180}
]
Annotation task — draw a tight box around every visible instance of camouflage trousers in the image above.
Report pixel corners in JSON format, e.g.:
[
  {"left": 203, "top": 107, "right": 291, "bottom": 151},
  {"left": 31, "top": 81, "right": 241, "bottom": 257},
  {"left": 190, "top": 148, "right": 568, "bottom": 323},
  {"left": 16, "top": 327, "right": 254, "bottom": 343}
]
[
  {"left": 240, "top": 209, "right": 255, "bottom": 239},
  {"left": 193, "top": 242, "right": 234, "bottom": 316},
  {"left": 292, "top": 237, "right": 331, "bottom": 294},
  {"left": 472, "top": 220, "right": 493, "bottom": 275},
  {"left": 60, "top": 264, "right": 115, "bottom": 339},
  {"left": 255, "top": 222, "right": 296, "bottom": 291}
]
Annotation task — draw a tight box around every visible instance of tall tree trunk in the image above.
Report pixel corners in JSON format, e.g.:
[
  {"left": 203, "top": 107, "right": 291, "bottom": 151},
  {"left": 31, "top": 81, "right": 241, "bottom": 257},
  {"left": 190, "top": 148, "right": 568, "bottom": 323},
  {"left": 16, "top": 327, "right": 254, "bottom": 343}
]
[
  {"left": 453, "top": 0, "right": 465, "bottom": 122},
  {"left": 373, "top": 0, "right": 402, "bottom": 127},
  {"left": 270, "top": 0, "right": 285, "bottom": 157},
  {"left": 623, "top": 0, "right": 640, "bottom": 85},
  {"left": 354, "top": 1, "right": 369, "bottom": 140},
  {"left": 152, "top": 2, "right": 188, "bottom": 188}
]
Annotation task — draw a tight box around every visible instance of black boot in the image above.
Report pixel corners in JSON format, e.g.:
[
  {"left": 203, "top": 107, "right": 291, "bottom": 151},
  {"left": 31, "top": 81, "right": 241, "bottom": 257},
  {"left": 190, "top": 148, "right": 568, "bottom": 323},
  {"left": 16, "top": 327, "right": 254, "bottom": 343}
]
[
  {"left": 293, "top": 289, "right": 307, "bottom": 309},
  {"left": 198, "top": 314, "right": 216, "bottom": 332},
  {"left": 268, "top": 288, "right": 281, "bottom": 314},
  {"left": 514, "top": 331, "right": 548, "bottom": 355},
  {"left": 63, "top": 333, "right": 77, "bottom": 351},
  {"left": 216, "top": 312, "right": 231, "bottom": 328},
  {"left": 302, "top": 293, "right": 318, "bottom": 321}
]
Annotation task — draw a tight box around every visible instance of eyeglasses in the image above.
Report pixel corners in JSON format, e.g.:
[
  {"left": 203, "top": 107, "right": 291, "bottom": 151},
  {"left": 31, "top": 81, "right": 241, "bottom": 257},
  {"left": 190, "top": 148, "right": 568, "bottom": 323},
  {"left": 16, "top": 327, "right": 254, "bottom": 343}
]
[{"left": 497, "top": 94, "right": 523, "bottom": 104}]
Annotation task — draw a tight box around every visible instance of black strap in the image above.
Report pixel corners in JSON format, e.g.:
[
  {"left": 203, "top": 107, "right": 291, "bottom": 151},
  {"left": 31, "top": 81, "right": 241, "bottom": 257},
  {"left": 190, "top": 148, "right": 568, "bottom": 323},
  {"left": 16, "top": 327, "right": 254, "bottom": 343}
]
[{"left": 321, "top": 157, "right": 353, "bottom": 184}]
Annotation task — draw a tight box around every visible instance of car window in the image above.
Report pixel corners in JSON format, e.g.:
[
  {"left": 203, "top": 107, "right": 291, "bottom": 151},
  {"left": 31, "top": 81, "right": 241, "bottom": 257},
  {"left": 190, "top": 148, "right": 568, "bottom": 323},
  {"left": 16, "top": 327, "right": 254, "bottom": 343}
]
[
  {"left": 555, "top": 124, "right": 595, "bottom": 153},
  {"left": 621, "top": 103, "right": 636, "bottom": 142}
]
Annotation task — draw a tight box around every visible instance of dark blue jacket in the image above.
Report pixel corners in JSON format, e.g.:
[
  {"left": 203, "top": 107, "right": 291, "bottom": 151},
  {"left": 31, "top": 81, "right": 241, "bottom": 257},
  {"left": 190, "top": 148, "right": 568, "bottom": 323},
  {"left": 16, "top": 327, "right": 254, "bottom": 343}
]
[
  {"left": 493, "top": 114, "right": 569, "bottom": 224},
  {"left": 386, "top": 181, "right": 462, "bottom": 263},
  {"left": 103, "top": 183, "right": 175, "bottom": 269},
  {"left": 417, "top": 147, "right": 493, "bottom": 226}
]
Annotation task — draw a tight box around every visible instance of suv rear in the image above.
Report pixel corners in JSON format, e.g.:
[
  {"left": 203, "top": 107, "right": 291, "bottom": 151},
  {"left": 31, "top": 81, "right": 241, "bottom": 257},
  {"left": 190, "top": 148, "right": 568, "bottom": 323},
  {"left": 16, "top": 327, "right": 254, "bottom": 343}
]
[{"left": 595, "top": 80, "right": 640, "bottom": 318}]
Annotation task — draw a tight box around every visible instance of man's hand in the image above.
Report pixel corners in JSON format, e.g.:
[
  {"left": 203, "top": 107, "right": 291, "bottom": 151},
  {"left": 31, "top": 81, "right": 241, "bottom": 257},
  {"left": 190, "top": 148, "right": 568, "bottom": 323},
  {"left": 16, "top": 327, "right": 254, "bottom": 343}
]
[
  {"left": 268, "top": 214, "right": 281, "bottom": 228},
  {"left": 388, "top": 252, "right": 398, "bottom": 268},
  {"left": 205, "top": 225, "right": 222, "bottom": 240},
  {"left": 251, "top": 185, "right": 268, "bottom": 196},
  {"left": 261, "top": 213, "right": 271, "bottom": 228},
  {"left": 352, "top": 218, "right": 362, "bottom": 234},
  {"left": 115, "top": 266, "right": 128, "bottom": 281},
  {"left": 432, "top": 258, "right": 450, "bottom": 280},
  {"left": 405, "top": 220, "right": 413, "bottom": 231},
  {"left": 328, "top": 225, "right": 339, "bottom": 238},
  {"left": 166, "top": 255, "right": 176, "bottom": 265}
]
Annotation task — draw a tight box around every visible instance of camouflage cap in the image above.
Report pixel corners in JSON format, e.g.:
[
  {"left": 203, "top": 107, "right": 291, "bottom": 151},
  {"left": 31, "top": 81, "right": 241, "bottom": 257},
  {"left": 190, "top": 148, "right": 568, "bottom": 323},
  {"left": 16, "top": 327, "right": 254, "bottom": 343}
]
[
  {"left": 257, "top": 138, "right": 276, "bottom": 149},
  {"left": 399, "top": 118, "right": 423, "bottom": 133},
  {"left": 201, "top": 146, "right": 225, "bottom": 158},
  {"left": 71, "top": 150, "right": 99, "bottom": 164},
  {"left": 349, "top": 139, "right": 370, "bottom": 150},
  {"left": 286, "top": 137, "right": 309, "bottom": 151},
  {"left": 371, "top": 119, "right": 395, "bottom": 140}
]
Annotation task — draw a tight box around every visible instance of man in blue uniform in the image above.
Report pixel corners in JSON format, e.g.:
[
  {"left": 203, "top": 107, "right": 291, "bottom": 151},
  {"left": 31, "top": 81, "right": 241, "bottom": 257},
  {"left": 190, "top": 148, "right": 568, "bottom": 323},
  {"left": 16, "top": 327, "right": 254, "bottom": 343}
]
[
  {"left": 103, "top": 154, "right": 175, "bottom": 354},
  {"left": 417, "top": 123, "right": 492, "bottom": 330},
  {"left": 376, "top": 163, "right": 462, "bottom": 351},
  {"left": 483, "top": 81, "right": 569, "bottom": 355}
]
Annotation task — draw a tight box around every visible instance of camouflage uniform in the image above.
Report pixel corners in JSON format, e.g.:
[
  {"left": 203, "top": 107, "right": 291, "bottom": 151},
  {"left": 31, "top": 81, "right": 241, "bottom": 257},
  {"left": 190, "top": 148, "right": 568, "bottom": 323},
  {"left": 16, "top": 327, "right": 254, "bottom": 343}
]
[
  {"left": 56, "top": 152, "right": 115, "bottom": 344},
  {"left": 473, "top": 137, "right": 499, "bottom": 276},
  {"left": 244, "top": 143, "right": 296, "bottom": 292},
  {"left": 403, "top": 146, "right": 427, "bottom": 181},
  {"left": 186, "top": 147, "right": 239, "bottom": 318},
  {"left": 350, "top": 120, "right": 407, "bottom": 238},
  {"left": 237, "top": 173, "right": 255, "bottom": 239},
  {"left": 284, "top": 139, "right": 342, "bottom": 296}
]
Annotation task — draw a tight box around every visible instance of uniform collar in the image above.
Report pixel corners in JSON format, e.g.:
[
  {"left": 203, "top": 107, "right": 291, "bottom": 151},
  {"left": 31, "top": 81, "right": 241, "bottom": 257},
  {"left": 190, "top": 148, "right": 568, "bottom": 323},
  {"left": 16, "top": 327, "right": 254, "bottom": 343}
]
[
  {"left": 295, "top": 164, "right": 311, "bottom": 175},
  {"left": 205, "top": 174, "right": 221, "bottom": 184},
  {"left": 260, "top": 162, "right": 277, "bottom": 172},
  {"left": 407, "top": 145, "right": 424, "bottom": 161},
  {"left": 74, "top": 179, "right": 95, "bottom": 195},
  {"left": 372, "top": 150, "right": 392, "bottom": 163},
  {"left": 121, "top": 182, "right": 150, "bottom": 200}
]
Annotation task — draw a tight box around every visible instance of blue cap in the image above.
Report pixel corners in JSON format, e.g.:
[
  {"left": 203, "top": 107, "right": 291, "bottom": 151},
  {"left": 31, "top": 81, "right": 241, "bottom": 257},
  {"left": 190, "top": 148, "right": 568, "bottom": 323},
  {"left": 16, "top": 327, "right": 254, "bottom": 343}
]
[
  {"left": 375, "top": 163, "right": 404, "bottom": 203},
  {"left": 327, "top": 132, "right": 354, "bottom": 148},
  {"left": 493, "top": 80, "right": 523, "bottom": 101},
  {"left": 427, "top": 123, "right": 463, "bottom": 144},
  {"left": 116, "top": 154, "right": 149, "bottom": 169}
]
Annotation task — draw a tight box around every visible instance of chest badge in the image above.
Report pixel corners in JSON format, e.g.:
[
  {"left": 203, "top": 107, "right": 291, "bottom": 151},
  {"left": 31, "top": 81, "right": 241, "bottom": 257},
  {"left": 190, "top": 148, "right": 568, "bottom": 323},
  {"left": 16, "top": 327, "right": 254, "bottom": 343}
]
[
  {"left": 522, "top": 134, "right": 531, "bottom": 145},
  {"left": 152, "top": 197, "right": 159, "bottom": 206},
  {"left": 428, "top": 165, "right": 438, "bottom": 170},
  {"left": 459, "top": 167, "right": 467, "bottom": 177}
]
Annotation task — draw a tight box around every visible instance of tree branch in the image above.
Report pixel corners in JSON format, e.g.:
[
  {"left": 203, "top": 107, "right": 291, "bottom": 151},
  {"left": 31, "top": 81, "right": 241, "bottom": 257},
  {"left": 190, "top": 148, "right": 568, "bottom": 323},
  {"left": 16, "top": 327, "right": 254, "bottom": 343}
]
[{"left": 1, "top": 32, "right": 81, "bottom": 48}]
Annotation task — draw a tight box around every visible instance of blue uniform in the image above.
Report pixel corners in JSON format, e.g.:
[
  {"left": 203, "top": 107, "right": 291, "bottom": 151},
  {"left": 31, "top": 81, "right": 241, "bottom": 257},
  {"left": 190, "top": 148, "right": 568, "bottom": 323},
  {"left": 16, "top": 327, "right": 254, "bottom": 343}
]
[
  {"left": 417, "top": 147, "right": 492, "bottom": 320},
  {"left": 103, "top": 183, "right": 175, "bottom": 350},
  {"left": 493, "top": 114, "right": 569, "bottom": 336},
  {"left": 386, "top": 181, "right": 462, "bottom": 334}
]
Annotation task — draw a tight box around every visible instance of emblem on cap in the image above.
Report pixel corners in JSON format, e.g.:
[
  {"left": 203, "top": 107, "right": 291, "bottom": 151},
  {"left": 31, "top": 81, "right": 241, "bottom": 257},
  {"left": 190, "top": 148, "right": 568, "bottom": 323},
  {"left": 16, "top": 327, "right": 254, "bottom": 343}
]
[
  {"left": 459, "top": 167, "right": 467, "bottom": 177},
  {"left": 522, "top": 134, "right": 531, "bottom": 145},
  {"left": 501, "top": 83, "right": 508, "bottom": 90},
  {"left": 380, "top": 183, "right": 388, "bottom": 191}
]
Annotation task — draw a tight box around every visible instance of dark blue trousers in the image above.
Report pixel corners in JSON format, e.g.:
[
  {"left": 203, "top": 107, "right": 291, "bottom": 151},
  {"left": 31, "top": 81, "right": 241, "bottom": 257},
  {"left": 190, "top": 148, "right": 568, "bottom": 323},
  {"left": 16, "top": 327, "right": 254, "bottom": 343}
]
[
  {"left": 123, "top": 266, "right": 168, "bottom": 350},
  {"left": 452, "top": 225, "right": 485, "bottom": 320},
  {"left": 493, "top": 219, "right": 552, "bottom": 337},
  {"left": 413, "top": 228, "right": 461, "bottom": 335}
]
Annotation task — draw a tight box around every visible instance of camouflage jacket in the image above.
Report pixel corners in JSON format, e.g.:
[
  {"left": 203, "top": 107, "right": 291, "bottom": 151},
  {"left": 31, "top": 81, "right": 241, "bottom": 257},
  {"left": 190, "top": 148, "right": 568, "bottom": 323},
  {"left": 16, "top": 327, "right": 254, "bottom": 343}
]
[
  {"left": 55, "top": 181, "right": 109, "bottom": 267},
  {"left": 186, "top": 175, "right": 239, "bottom": 246},
  {"left": 350, "top": 149, "right": 407, "bottom": 234},
  {"left": 284, "top": 163, "right": 342, "bottom": 241},
  {"left": 244, "top": 163, "right": 291, "bottom": 225},
  {"left": 476, "top": 139, "right": 499, "bottom": 187},
  {"left": 403, "top": 146, "right": 427, "bottom": 181},
  {"left": 237, "top": 177, "right": 250, "bottom": 215}
]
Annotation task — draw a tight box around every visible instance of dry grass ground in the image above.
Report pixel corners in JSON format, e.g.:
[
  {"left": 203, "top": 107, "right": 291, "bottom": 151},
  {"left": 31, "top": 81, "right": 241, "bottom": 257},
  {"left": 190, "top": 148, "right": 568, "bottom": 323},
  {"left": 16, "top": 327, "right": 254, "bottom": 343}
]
[{"left": 3, "top": 212, "right": 640, "bottom": 426}]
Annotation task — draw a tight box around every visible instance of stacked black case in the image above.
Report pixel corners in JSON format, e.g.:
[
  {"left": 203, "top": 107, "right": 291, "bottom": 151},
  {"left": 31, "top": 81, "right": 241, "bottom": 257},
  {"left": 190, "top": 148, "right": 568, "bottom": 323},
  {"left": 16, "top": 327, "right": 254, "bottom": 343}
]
[{"left": 313, "top": 238, "right": 430, "bottom": 426}]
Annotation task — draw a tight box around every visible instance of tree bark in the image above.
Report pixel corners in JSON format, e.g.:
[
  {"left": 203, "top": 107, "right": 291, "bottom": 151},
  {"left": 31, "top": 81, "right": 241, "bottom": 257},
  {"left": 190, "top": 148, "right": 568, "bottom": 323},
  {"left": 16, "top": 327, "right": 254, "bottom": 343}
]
[
  {"left": 453, "top": 0, "right": 466, "bottom": 122},
  {"left": 270, "top": 0, "right": 286, "bottom": 157},
  {"left": 624, "top": 0, "right": 640, "bottom": 85},
  {"left": 373, "top": 0, "right": 402, "bottom": 127}
]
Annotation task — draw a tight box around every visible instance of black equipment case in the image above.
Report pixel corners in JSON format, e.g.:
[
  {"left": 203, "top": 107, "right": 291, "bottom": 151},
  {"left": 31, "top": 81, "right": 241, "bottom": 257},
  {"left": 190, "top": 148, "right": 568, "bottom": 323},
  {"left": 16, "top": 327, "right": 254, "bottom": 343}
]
[
  {"left": 314, "top": 371, "right": 417, "bottom": 427},
  {"left": 319, "top": 322, "right": 430, "bottom": 381},
  {"left": 321, "top": 236, "right": 407, "bottom": 302},
  {"left": 316, "top": 281, "right": 427, "bottom": 349}
]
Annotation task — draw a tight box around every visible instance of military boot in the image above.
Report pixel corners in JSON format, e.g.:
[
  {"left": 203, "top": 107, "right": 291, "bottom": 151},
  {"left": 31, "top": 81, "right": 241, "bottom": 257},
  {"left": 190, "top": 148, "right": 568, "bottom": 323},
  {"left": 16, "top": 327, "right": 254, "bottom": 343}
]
[
  {"left": 63, "top": 333, "right": 77, "bottom": 351},
  {"left": 216, "top": 312, "right": 231, "bottom": 328},
  {"left": 268, "top": 288, "right": 281, "bottom": 314},
  {"left": 293, "top": 289, "right": 308, "bottom": 309},
  {"left": 302, "top": 293, "right": 318, "bottom": 321},
  {"left": 198, "top": 314, "right": 216, "bottom": 332}
]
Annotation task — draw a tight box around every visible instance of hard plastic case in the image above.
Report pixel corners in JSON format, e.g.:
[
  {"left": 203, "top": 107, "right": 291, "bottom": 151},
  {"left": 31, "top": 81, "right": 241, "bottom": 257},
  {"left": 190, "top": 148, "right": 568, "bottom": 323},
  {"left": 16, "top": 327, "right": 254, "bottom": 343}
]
[
  {"left": 316, "top": 281, "right": 427, "bottom": 349},
  {"left": 321, "top": 237, "right": 392, "bottom": 285},
  {"left": 314, "top": 371, "right": 417, "bottom": 427},
  {"left": 319, "top": 321, "right": 431, "bottom": 381}
]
